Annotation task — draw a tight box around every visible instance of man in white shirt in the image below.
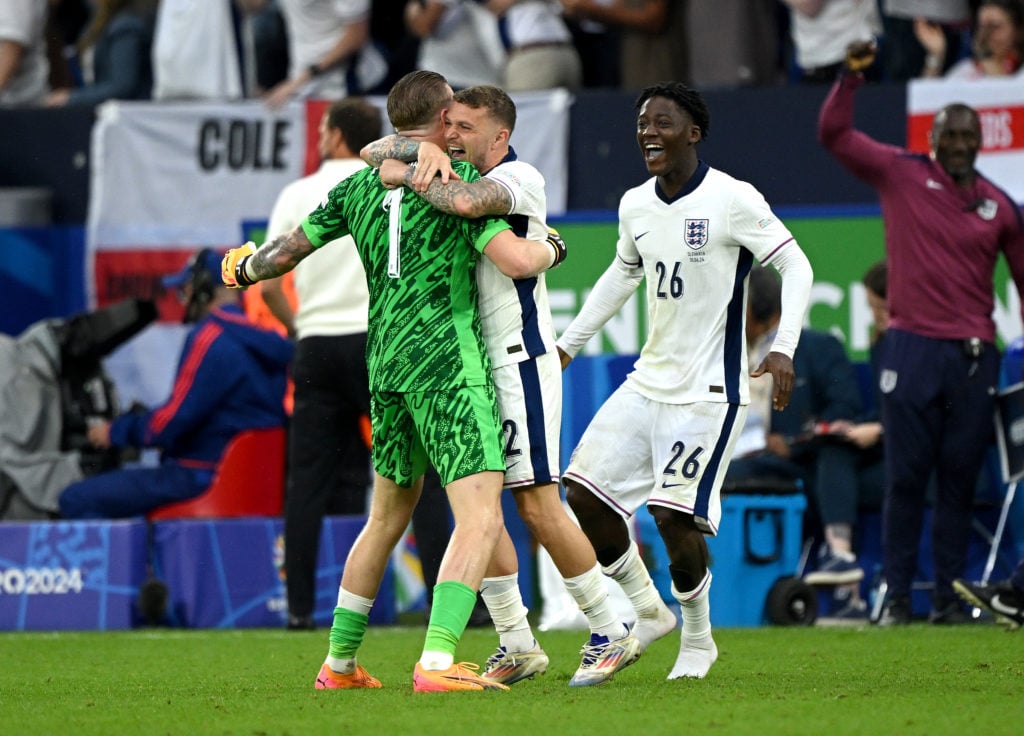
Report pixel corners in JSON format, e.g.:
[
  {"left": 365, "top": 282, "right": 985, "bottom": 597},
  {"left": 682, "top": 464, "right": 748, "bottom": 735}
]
[
  {"left": 264, "top": 0, "right": 387, "bottom": 107},
  {"left": 0, "top": 0, "right": 50, "bottom": 105}
]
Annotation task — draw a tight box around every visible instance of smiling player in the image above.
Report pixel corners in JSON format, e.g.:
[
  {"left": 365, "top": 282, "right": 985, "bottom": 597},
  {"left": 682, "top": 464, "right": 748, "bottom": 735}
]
[
  {"left": 364, "top": 85, "right": 640, "bottom": 688},
  {"left": 557, "top": 81, "right": 813, "bottom": 680}
]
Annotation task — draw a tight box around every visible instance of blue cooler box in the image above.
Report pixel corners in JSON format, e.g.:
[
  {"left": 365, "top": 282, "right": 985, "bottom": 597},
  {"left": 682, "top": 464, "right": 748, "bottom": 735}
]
[
  {"left": 152, "top": 515, "right": 395, "bottom": 629},
  {"left": 707, "top": 494, "right": 806, "bottom": 627},
  {"left": 0, "top": 520, "right": 147, "bottom": 631}
]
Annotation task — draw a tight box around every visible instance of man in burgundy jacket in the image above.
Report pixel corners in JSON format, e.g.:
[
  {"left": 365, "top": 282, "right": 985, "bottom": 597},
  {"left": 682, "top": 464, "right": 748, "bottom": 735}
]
[{"left": 818, "top": 40, "right": 1024, "bottom": 624}]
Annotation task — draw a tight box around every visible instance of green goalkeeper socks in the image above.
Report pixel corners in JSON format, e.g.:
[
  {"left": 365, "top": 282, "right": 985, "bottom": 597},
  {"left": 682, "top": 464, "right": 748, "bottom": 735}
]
[
  {"left": 328, "top": 606, "right": 369, "bottom": 660},
  {"left": 423, "top": 581, "right": 477, "bottom": 655}
]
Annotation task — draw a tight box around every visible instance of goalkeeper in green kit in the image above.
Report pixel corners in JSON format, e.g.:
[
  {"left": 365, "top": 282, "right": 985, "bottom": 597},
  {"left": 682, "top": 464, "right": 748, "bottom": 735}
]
[{"left": 222, "top": 70, "right": 564, "bottom": 693}]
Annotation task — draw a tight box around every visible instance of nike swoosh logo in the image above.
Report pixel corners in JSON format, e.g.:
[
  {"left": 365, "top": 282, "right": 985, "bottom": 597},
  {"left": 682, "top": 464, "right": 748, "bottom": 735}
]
[
  {"left": 990, "top": 593, "right": 1021, "bottom": 616},
  {"left": 661, "top": 481, "right": 684, "bottom": 489},
  {"left": 636, "top": 231, "right": 650, "bottom": 240},
  {"left": 926, "top": 178, "right": 943, "bottom": 190}
]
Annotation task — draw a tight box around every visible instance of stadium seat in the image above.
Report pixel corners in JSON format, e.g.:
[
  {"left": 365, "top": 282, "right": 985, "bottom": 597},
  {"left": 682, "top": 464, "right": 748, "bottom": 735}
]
[{"left": 148, "top": 427, "right": 286, "bottom": 520}]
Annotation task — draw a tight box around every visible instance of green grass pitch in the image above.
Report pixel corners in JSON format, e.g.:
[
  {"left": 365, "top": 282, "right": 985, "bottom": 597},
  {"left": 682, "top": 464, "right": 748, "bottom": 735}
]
[{"left": 1, "top": 624, "right": 1021, "bottom": 735}]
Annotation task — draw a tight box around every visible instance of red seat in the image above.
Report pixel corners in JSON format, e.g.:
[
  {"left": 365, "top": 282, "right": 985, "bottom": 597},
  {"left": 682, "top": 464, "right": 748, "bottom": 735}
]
[{"left": 148, "top": 428, "right": 286, "bottom": 520}]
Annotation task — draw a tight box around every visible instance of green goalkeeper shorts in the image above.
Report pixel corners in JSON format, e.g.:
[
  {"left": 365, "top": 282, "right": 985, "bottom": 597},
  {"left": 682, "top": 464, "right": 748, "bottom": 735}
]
[{"left": 371, "top": 384, "right": 505, "bottom": 488}]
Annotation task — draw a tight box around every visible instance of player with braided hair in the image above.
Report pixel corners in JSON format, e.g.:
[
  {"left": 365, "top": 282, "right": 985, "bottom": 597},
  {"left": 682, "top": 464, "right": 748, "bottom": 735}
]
[{"left": 559, "top": 81, "right": 813, "bottom": 680}]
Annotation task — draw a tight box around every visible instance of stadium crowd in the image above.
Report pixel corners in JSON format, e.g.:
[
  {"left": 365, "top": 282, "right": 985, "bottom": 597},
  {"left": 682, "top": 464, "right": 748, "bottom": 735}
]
[{"left": 2, "top": 1, "right": 1022, "bottom": 108}]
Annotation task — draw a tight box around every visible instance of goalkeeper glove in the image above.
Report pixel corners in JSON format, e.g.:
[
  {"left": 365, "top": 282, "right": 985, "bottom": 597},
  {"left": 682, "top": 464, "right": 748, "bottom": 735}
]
[
  {"left": 222, "top": 241, "right": 257, "bottom": 288},
  {"left": 546, "top": 227, "right": 567, "bottom": 268}
]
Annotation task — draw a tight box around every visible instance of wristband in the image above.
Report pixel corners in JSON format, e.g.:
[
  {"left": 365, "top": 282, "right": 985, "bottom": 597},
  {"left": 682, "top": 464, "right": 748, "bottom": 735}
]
[
  {"left": 239, "top": 256, "right": 257, "bottom": 286},
  {"left": 545, "top": 228, "right": 567, "bottom": 268},
  {"left": 308, "top": 64, "right": 322, "bottom": 78}
]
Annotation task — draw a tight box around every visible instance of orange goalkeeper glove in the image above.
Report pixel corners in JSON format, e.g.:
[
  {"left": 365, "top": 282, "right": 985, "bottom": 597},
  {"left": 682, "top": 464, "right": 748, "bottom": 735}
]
[{"left": 222, "top": 241, "right": 257, "bottom": 288}]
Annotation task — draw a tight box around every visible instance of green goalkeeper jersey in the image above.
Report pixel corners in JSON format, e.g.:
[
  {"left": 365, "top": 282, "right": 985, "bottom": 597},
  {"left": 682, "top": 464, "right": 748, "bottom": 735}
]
[{"left": 300, "top": 160, "right": 510, "bottom": 392}]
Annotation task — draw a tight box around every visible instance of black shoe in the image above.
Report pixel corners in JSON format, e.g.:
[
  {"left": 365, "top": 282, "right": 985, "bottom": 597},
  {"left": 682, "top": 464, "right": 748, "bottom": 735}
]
[
  {"left": 927, "top": 600, "right": 973, "bottom": 625},
  {"left": 954, "top": 578, "right": 1024, "bottom": 630},
  {"left": 287, "top": 614, "right": 316, "bottom": 631},
  {"left": 877, "top": 595, "right": 911, "bottom": 626},
  {"left": 137, "top": 578, "right": 169, "bottom": 626}
]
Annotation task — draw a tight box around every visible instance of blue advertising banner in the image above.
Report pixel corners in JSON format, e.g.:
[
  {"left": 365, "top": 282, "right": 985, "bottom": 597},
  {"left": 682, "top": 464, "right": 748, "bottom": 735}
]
[
  {"left": 0, "top": 520, "right": 146, "bottom": 631},
  {"left": 152, "top": 516, "right": 395, "bottom": 629}
]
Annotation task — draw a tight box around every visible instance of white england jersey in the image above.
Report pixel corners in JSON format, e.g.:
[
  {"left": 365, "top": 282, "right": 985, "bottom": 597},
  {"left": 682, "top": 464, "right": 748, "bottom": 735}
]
[
  {"left": 596, "top": 161, "right": 797, "bottom": 405},
  {"left": 476, "top": 155, "right": 558, "bottom": 369}
]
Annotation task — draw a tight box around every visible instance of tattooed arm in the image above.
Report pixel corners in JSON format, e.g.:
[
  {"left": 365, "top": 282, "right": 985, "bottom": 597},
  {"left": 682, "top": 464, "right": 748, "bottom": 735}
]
[
  {"left": 250, "top": 226, "right": 316, "bottom": 280},
  {"left": 378, "top": 159, "right": 513, "bottom": 219},
  {"left": 223, "top": 226, "right": 317, "bottom": 288},
  {"left": 362, "top": 136, "right": 455, "bottom": 190},
  {"left": 360, "top": 134, "right": 422, "bottom": 166}
]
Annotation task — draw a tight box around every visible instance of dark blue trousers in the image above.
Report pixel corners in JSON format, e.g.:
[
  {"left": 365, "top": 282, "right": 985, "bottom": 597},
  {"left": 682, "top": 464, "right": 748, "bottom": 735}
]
[
  {"left": 879, "top": 329, "right": 999, "bottom": 607},
  {"left": 284, "top": 333, "right": 372, "bottom": 618},
  {"left": 59, "top": 461, "right": 214, "bottom": 519}
]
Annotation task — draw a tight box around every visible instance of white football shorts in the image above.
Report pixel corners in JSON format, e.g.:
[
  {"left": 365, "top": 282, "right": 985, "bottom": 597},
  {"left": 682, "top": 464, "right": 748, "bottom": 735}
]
[
  {"left": 562, "top": 382, "right": 747, "bottom": 535},
  {"left": 493, "top": 349, "right": 562, "bottom": 488}
]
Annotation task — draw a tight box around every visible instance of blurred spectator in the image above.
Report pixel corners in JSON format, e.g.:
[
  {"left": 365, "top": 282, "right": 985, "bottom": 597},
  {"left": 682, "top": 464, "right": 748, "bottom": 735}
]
[
  {"left": 153, "top": 0, "right": 265, "bottom": 100},
  {"left": 849, "top": 261, "right": 888, "bottom": 462},
  {"left": 916, "top": 0, "right": 1024, "bottom": 77},
  {"left": 688, "top": 0, "right": 782, "bottom": 87},
  {"left": 58, "top": 250, "right": 292, "bottom": 519},
  {"left": 560, "top": 0, "right": 689, "bottom": 91},
  {"left": 45, "top": 0, "right": 91, "bottom": 90},
  {"left": 486, "top": 0, "right": 582, "bottom": 91},
  {"left": 782, "top": 0, "right": 883, "bottom": 83},
  {"left": 405, "top": 0, "right": 505, "bottom": 89},
  {"left": 0, "top": 0, "right": 51, "bottom": 105},
  {"left": 560, "top": 0, "right": 620, "bottom": 89},
  {"left": 44, "top": 0, "right": 156, "bottom": 107},
  {"left": 371, "top": 0, "right": 420, "bottom": 89},
  {"left": 248, "top": 0, "right": 290, "bottom": 93},
  {"left": 880, "top": 0, "right": 970, "bottom": 80},
  {"left": 727, "top": 265, "right": 785, "bottom": 463},
  {"left": 264, "top": 0, "right": 388, "bottom": 108}
]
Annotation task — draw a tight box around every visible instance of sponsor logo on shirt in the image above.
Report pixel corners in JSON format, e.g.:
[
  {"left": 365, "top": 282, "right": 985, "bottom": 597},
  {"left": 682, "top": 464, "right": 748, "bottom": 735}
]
[
  {"left": 926, "top": 178, "right": 944, "bottom": 190},
  {"left": 684, "top": 219, "right": 708, "bottom": 249},
  {"left": 756, "top": 217, "right": 775, "bottom": 229}
]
